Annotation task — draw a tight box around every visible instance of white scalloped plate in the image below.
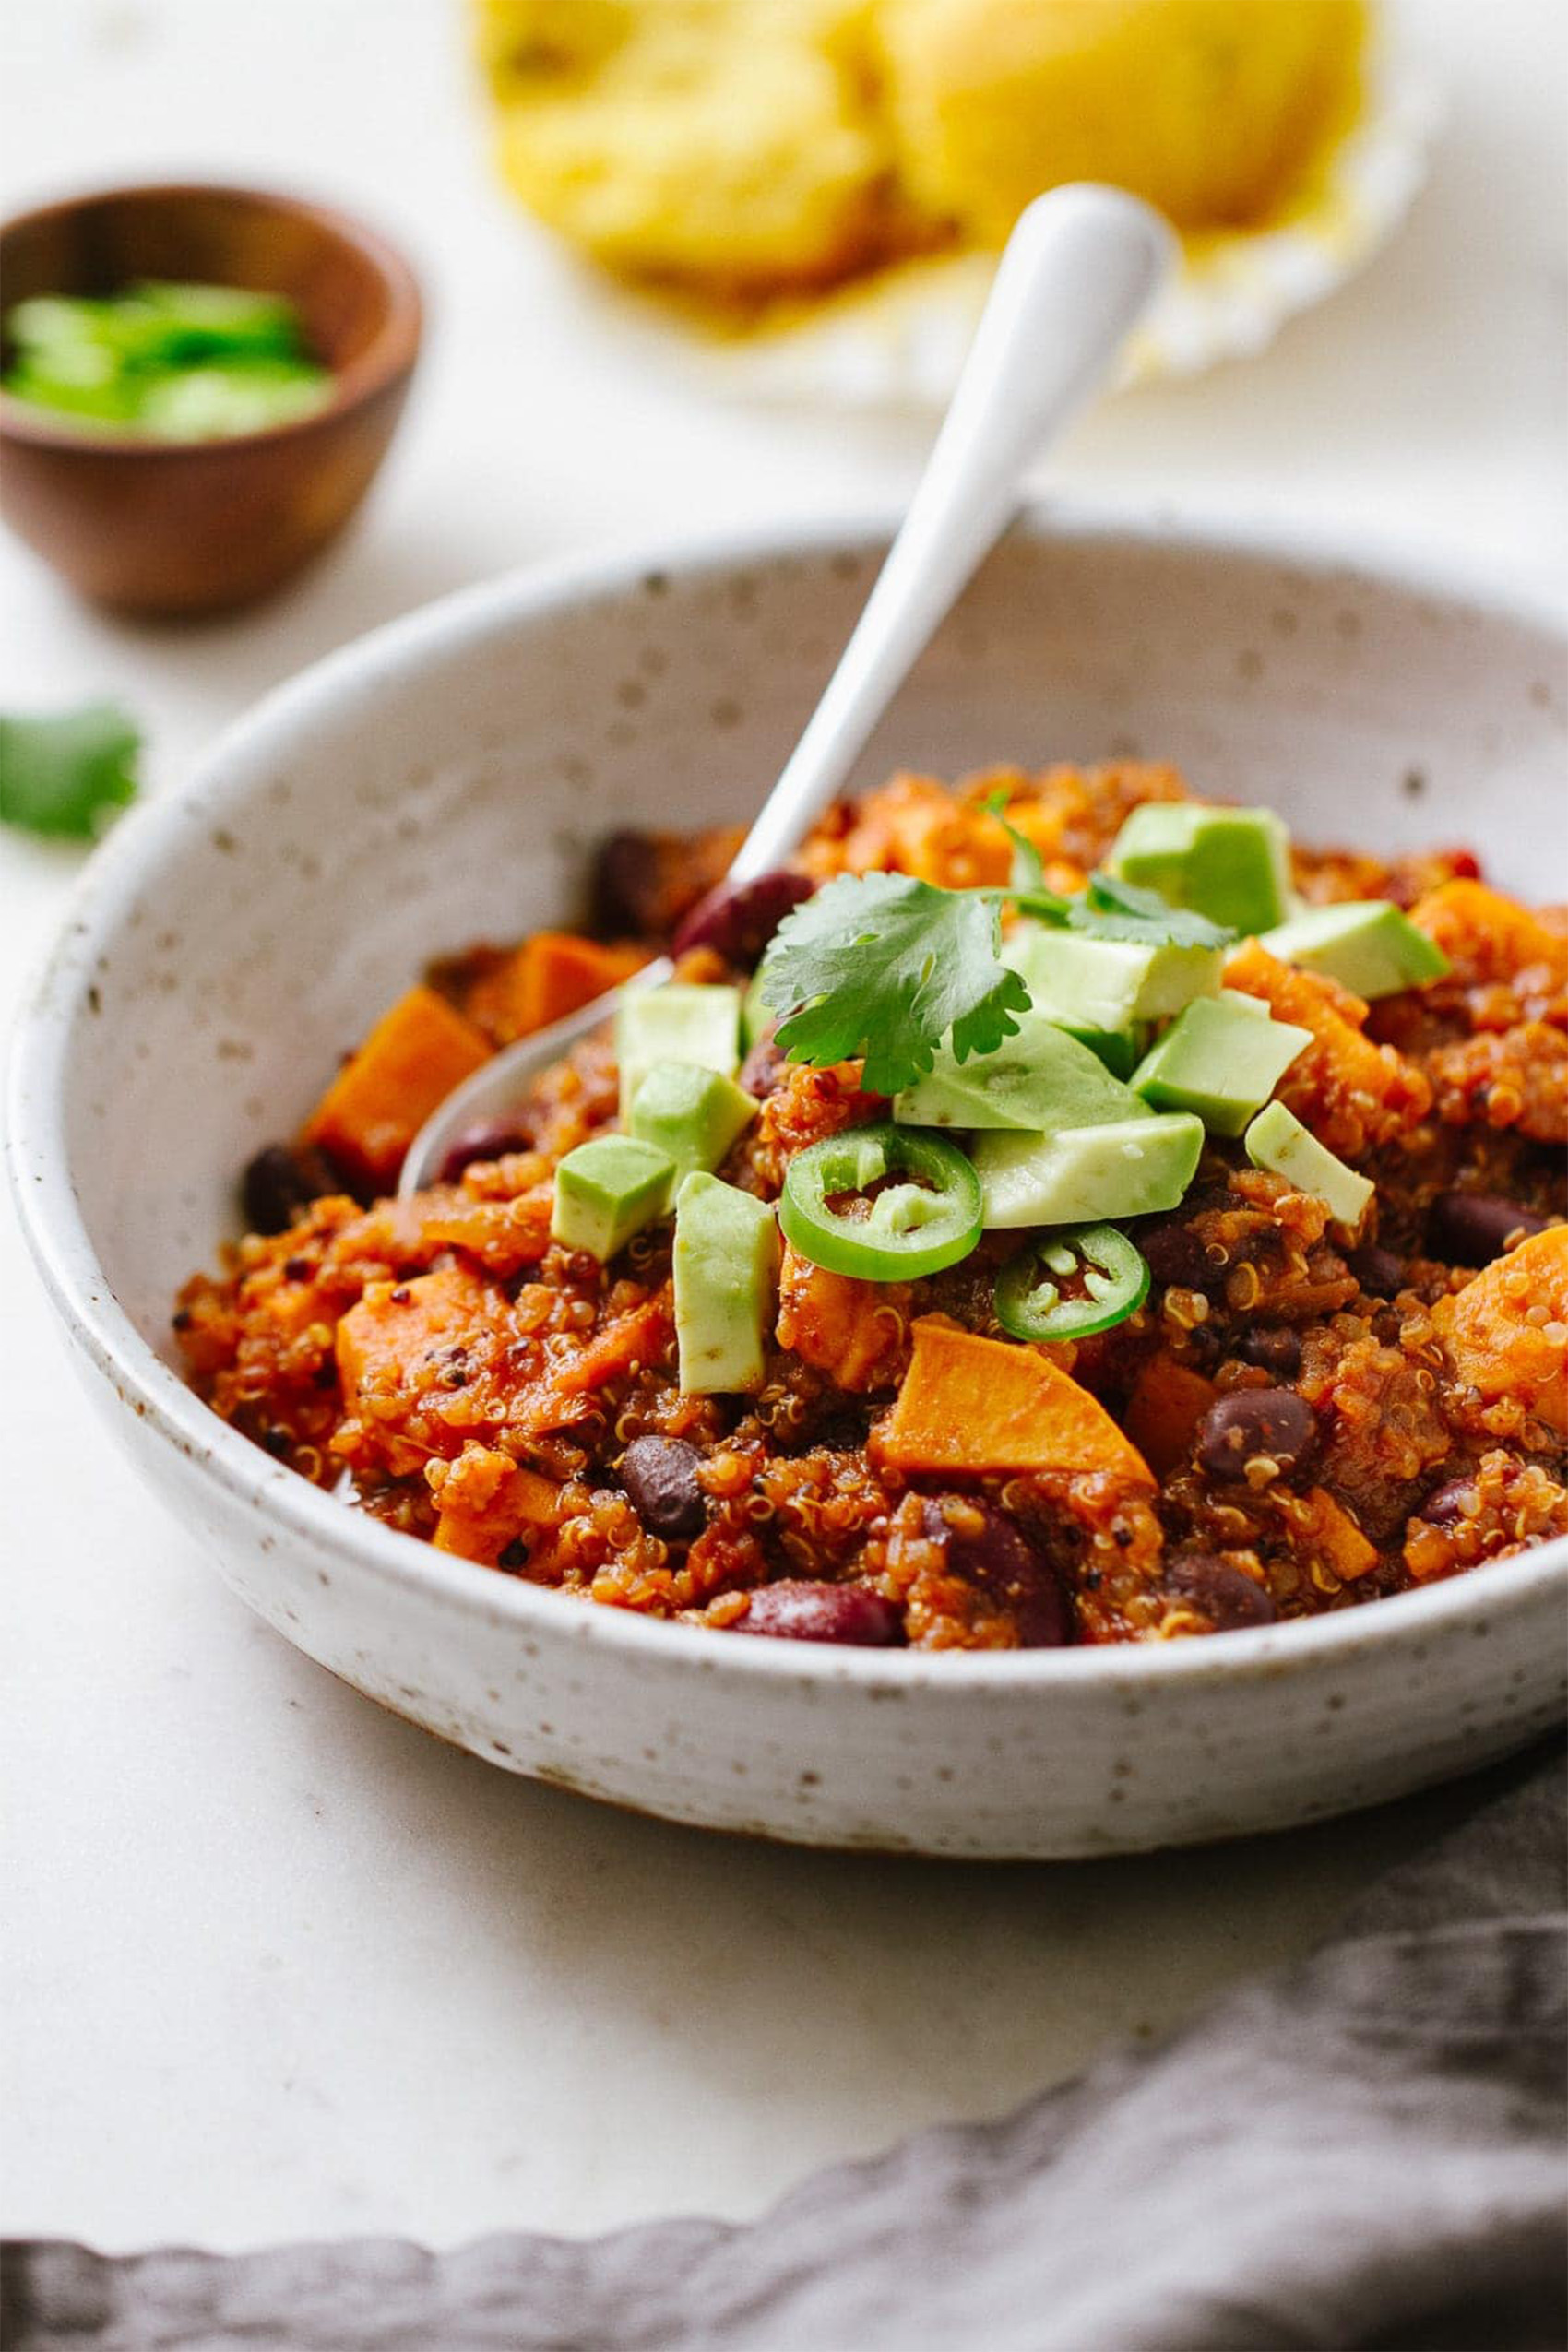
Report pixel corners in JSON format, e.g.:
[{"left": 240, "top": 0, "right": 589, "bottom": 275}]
[{"left": 563, "top": 53, "right": 1440, "bottom": 409}]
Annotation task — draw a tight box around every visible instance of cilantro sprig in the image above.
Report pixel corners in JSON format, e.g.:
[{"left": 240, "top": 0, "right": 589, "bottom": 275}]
[
  {"left": 758, "top": 872, "right": 1031, "bottom": 1097},
  {"left": 0, "top": 701, "right": 141, "bottom": 840},
  {"left": 758, "top": 857, "right": 1234, "bottom": 1097}
]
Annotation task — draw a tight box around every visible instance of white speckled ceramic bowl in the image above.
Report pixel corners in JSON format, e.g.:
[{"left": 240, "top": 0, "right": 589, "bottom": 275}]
[{"left": 10, "top": 510, "right": 1567, "bottom": 1856}]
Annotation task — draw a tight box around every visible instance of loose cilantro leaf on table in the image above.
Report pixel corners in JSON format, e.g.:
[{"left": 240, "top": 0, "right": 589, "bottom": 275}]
[
  {"left": 1072, "top": 870, "right": 1234, "bottom": 949},
  {"left": 0, "top": 701, "right": 141, "bottom": 840},
  {"left": 760, "top": 871, "right": 1030, "bottom": 1097}
]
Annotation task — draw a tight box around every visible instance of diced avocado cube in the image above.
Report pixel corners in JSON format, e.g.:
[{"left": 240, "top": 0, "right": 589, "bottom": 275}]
[
  {"left": 1069, "top": 1027, "right": 1144, "bottom": 1080},
  {"left": 631, "top": 1061, "right": 758, "bottom": 1182},
  {"left": 1218, "top": 987, "right": 1272, "bottom": 1018},
  {"left": 673, "top": 1172, "right": 780, "bottom": 1394},
  {"left": 974, "top": 1112, "right": 1205, "bottom": 1229},
  {"left": 1131, "top": 996, "right": 1312, "bottom": 1137},
  {"left": 551, "top": 1135, "right": 674, "bottom": 1261},
  {"left": 1107, "top": 802, "right": 1293, "bottom": 934},
  {"left": 893, "top": 1006, "right": 1151, "bottom": 1132},
  {"left": 1259, "top": 900, "right": 1452, "bottom": 999},
  {"left": 616, "top": 983, "right": 742, "bottom": 1121},
  {"left": 1244, "top": 1100, "right": 1374, "bottom": 1230},
  {"left": 1004, "top": 921, "right": 1221, "bottom": 1034}
]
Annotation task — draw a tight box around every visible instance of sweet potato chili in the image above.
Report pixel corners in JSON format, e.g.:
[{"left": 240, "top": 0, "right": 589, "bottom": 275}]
[{"left": 175, "top": 763, "right": 1568, "bottom": 1649}]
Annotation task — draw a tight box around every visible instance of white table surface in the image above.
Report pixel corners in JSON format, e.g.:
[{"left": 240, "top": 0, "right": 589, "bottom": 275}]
[{"left": 3, "top": 0, "right": 1565, "bottom": 2256}]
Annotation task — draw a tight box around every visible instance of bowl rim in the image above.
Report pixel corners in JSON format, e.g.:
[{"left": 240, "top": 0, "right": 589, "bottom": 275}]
[
  {"left": 0, "top": 178, "right": 422, "bottom": 457},
  {"left": 9, "top": 499, "right": 1568, "bottom": 1696}
]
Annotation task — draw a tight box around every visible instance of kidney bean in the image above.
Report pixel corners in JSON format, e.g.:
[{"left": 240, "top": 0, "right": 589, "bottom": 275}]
[
  {"left": 671, "top": 869, "right": 815, "bottom": 965},
  {"left": 436, "top": 1116, "right": 534, "bottom": 1185},
  {"left": 1164, "top": 1551, "right": 1277, "bottom": 1629},
  {"left": 591, "top": 830, "right": 661, "bottom": 935},
  {"left": 1348, "top": 1243, "right": 1406, "bottom": 1299},
  {"left": 1419, "top": 1477, "right": 1476, "bottom": 1528},
  {"left": 738, "top": 1033, "right": 790, "bottom": 1099},
  {"left": 1428, "top": 1191, "right": 1548, "bottom": 1267},
  {"left": 1239, "top": 1326, "right": 1302, "bottom": 1378},
  {"left": 1196, "top": 1388, "right": 1317, "bottom": 1484},
  {"left": 733, "top": 1581, "right": 901, "bottom": 1645},
  {"left": 241, "top": 1142, "right": 343, "bottom": 1235},
  {"left": 922, "top": 1499, "right": 1070, "bottom": 1648},
  {"left": 620, "top": 1435, "right": 707, "bottom": 1541}
]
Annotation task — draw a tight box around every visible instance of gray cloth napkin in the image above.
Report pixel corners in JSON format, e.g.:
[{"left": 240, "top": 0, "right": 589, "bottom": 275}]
[{"left": 6, "top": 1742, "right": 1564, "bottom": 2352}]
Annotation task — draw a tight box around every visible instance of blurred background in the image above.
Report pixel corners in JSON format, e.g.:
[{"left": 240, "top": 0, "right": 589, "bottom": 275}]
[
  {"left": 1, "top": 0, "right": 1564, "bottom": 847},
  {"left": 2, "top": 0, "right": 1565, "bottom": 2260}
]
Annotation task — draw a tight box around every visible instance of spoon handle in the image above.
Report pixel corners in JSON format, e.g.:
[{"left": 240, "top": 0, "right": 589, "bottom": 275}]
[
  {"left": 401, "top": 186, "right": 1169, "bottom": 1194},
  {"left": 727, "top": 184, "right": 1172, "bottom": 884}
]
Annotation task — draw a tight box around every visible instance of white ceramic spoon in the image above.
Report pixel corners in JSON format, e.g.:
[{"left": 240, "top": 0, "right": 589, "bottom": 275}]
[{"left": 403, "top": 184, "right": 1172, "bottom": 1198}]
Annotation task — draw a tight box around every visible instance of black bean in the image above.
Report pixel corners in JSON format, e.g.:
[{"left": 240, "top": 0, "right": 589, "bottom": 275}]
[
  {"left": 1348, "top": 1243, "right": 1406, "bottom": 1299},
  {"left": 1164, "top": 1551, "right": 1277, "bottom": 1629},
  {"left": 922, "top": 1498, "right": 1070, "bottom": 1648},
  {"left": 671, "top": 869, "right": 815, "bottom": 965},
  {"left": 1428, "top": 1191, "right": 1548, "bottom": 1267},
  {"left": 1196, "top": 1388, "right": 1317, "bottom": 1484},
  {"left": 1420, "top": 1477, "right": 1475, "bottom": 1528},
  {"left": 733, "top": 1581, "right": 901, "bottom": 1645},
  {"left": 620, "top": 1435, "right": 707, "bottom": 1541},
  {"left": 436, "top": 1116, "right": 534, "bottom": 1185},
  {"left": 241, "top": 1142, "right": 342, "bottom": 1235},
  {"left": 1239, "top": 1326, "right": 1302, "bottom": 1378}
]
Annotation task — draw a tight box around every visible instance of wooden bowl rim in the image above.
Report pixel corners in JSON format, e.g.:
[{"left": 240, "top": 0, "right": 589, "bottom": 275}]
[{"left": 0, "top": 178, "right": 422, "bottom": 458}]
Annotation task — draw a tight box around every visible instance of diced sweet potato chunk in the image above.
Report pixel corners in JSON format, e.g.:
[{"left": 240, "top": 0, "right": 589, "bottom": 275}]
[
  {"left": 873, "top": 1318, "right": 1155, "bottom": 1484},
  {"left": 1123, "top": 1356, "right": 1217, "bottom": 1479},
  {"left": 336, "top": 1262, "right": 494, "bottom": 1475},
  {"left": 467, "top": 932, "right": 647, "bottom": 1045},
  {"left": 303, "top": 985, "right": 490, "bottom": 1189},
  {"left": 432, "top": 1442, "right": 561, "bottom": 1568},
  {"left": 1284, "top": 1486, "right": 1378, "bottom": 1582},
  {"left": 1432, "top": 1227, "right": 1568, "bottom": 1437},
  {"left": 1224, "top": 940, "right": 1431, "bottom": 1158}
]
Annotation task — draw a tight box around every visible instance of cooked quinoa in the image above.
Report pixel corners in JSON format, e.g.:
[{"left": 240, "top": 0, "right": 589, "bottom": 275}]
[{"left": 175, "top": 763, "right": 1568, "bottom": 1649}]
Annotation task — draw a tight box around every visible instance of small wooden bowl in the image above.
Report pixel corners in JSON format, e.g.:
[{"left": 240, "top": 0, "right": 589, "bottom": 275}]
[{"left": 0, "top": 183, "right": 422, "bottom": 617}]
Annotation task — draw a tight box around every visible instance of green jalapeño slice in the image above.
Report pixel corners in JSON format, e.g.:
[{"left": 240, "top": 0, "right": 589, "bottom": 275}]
[
  {"left": 994, "top": 1222, "right": 1149, "bottom": 1342},
  {"left": 780, "top": 1123, "right": 982, "bottom": 1282}
]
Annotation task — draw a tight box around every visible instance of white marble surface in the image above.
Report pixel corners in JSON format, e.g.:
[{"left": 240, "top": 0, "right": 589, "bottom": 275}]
[{"left": 2, "top": 0, "right": 1564, "bottom": 2256}]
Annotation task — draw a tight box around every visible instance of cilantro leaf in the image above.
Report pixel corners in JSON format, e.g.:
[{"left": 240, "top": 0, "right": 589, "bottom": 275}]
[
  {"left": 1070, "top": 870, "right": 1234, "bottom": 949},
  {"left": 759, "top": 870, "right": 1030, "bottom": 1097},
  {"left": 0, "top": 701, "right": 141, "bottom": 840}
]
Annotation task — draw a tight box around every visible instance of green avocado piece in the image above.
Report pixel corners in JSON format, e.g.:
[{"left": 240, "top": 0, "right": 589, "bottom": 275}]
[
  {"left": 893, "top": 1005, "right": 1150, "bottom": 1132},
  {"left": 1259, "top": 899, "right": 1452, "bottom": 998},
  {"left": 1107, "top": 802, "right": 1293, "bottom": 934},
  {"left": 1004, "top": 920, "right": 1221, "bottom": 1033},
  {"left": 1131, "top": 995, "right": 1312, "bottom": 1137},
  {"left": 616, "top": 982, "right": 742, "bottom": 1121},
  {"left": 631, "top": 1061, "right": 758, "bottom": 1182},
  {"left": 673, "top": 1172, "right": 780, "bottom": 1394},
  {"left": 1244, "top": 1101, "right": 1374, "bottom": 1229},
  {"left": 551, "top": 1135, "right": 674, "bottom": 1261},
  {"left": 974, "top": 1111, "right": 1205, "bottom": 1229}
]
